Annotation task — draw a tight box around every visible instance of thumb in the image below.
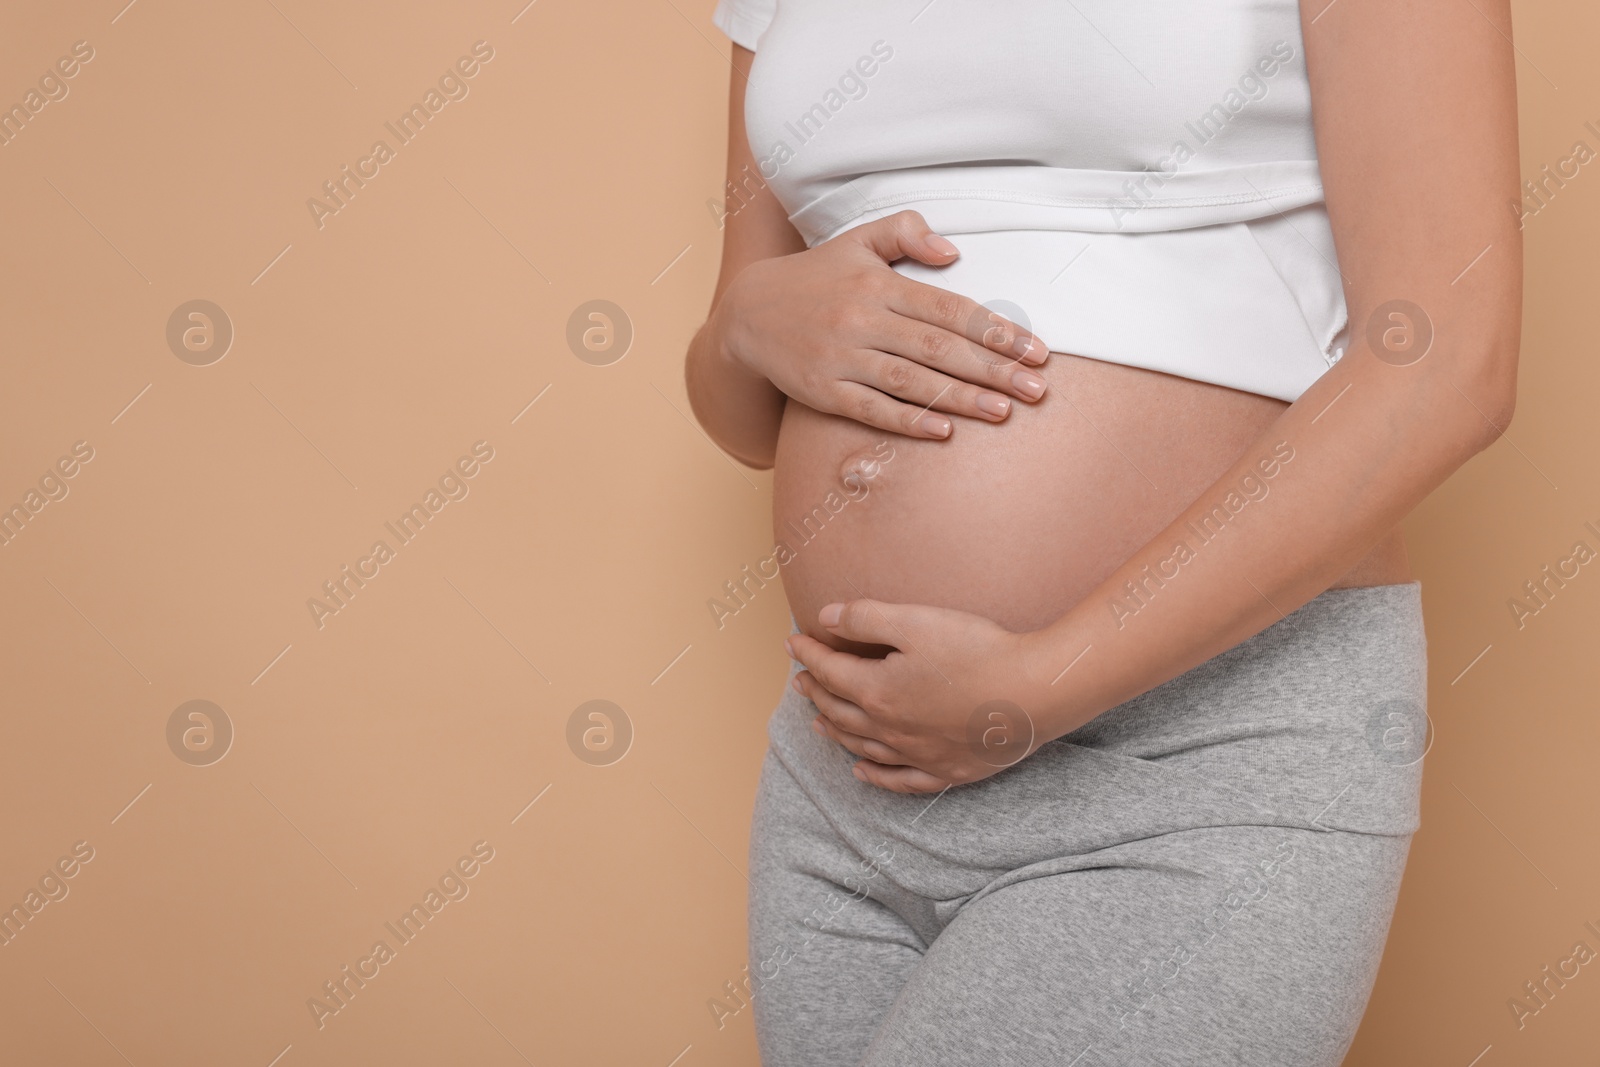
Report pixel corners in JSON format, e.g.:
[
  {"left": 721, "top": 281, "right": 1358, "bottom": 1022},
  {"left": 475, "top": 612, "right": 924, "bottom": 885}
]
[
  {"left": 819, "top": 599, "right": 907, "bottom": 648},
  {"left": 845, "top": 209, "right": 961, "bottom": 268}
]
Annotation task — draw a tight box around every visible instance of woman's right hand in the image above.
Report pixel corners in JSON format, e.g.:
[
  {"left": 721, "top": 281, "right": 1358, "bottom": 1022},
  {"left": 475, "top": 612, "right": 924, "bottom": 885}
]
[{"left": 715, "top": 209, "right": 1051, "bottom": 439}]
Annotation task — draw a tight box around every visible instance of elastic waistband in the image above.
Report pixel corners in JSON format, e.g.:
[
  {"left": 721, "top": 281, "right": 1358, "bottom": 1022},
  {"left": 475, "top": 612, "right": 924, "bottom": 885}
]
[{"left": 787, "top": 581, "right": 1423, "bottom": 645}]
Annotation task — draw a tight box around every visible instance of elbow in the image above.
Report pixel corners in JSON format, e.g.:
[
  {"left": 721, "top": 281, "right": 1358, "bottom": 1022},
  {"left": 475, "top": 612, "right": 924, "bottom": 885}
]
[
  {"left": 1374, "top": 324, "right": 1519, "bottom": 460},
  {"left": 1463, "top": 388, "right": 1516, "bottom": 457},
  {"left": 1482, "top": 376, "right": 1518, "bottom": 445},
  {"left": 684, "top": 349, "right": 778, "bottom": 472},
  {"left": 1446, "top": 334, "right": 1520, "bottom": 454},
  {"left": 716, "top": 438, "right": 777, "bottom": 472},
  {"left": 1472, "top": 322, "right": 1520, "bottom": 446}
]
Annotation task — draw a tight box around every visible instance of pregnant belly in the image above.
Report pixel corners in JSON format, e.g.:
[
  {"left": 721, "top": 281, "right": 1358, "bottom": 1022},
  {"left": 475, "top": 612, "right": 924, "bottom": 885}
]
[{"left": 772, "top": 353, "right": 1409, "bottom": 656}]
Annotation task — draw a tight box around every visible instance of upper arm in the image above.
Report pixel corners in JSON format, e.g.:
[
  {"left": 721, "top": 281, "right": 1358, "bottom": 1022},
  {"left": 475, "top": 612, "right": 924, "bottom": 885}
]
[
  {"left": 711, "top": 43, "right": 807, "bottom": 311},
  {"left": 1299, "top": 0, "right": 1522, "bottom": 406}
]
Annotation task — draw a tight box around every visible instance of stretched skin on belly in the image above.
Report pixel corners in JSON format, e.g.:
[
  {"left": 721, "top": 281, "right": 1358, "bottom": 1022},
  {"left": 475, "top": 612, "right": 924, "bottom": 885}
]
[{"left": 771, "top": 350, "right": 1389, "bottom": 657}]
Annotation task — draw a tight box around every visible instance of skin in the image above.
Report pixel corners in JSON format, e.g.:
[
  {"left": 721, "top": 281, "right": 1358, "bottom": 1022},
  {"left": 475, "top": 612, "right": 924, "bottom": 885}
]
[{"left": 689, "top": 0, "right": 1521, "bottom": 794}]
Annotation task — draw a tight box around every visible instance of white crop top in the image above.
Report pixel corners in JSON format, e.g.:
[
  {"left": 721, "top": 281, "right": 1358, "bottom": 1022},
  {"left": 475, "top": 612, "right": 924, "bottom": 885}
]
[{"left": 711, "top": 0, "right": 1350, "bottom": 402}]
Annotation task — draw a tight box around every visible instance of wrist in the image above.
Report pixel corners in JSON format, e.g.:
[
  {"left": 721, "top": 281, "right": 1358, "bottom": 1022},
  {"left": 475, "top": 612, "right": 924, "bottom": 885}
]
[{"left": 1018, "top": 612, "right": 1099, "bottom": 746}]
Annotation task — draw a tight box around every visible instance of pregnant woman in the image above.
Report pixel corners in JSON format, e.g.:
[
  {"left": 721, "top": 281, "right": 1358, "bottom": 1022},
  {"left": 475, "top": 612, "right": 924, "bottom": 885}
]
[{"left": 685, "top": 1, "right": 1520, "bottom": 1063}]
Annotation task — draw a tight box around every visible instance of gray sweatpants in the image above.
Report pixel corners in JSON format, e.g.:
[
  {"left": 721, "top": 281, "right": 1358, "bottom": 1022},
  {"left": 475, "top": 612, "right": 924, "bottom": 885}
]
[{"left": 747, "top": 582, "right": 1428, "bottom": 1066}]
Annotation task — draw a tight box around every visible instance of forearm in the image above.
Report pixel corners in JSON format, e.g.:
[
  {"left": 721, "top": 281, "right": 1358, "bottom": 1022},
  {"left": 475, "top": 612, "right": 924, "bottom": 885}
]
[
  {"left": 684, "top": 292, "right": 787, "bottom": 470},
  {"left": 1027, "top": 336, "right": 1515, "bottom": 742}
]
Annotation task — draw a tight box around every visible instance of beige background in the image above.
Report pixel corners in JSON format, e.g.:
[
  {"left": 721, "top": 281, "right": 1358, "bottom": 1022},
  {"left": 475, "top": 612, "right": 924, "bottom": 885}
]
[{"left": 0, "top": 1, "right": 1593, "bottom": 1063}]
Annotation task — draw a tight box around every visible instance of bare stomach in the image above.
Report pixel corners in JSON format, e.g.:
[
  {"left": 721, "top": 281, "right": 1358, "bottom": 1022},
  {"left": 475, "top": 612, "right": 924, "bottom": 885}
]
[{"left": 773, "top": 352, "right": 1412, "bottom": 656}]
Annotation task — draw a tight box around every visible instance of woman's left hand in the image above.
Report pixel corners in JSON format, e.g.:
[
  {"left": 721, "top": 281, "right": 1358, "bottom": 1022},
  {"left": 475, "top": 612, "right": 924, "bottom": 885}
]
[{"left": 786, "top": 599, "right": 1062, "bottom": 793}]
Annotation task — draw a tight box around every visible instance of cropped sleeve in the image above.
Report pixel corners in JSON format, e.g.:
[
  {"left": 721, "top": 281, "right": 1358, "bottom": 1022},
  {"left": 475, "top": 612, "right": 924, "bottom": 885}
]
[{"left": 711, "top": 0, "right": 776, "bottom": 51}]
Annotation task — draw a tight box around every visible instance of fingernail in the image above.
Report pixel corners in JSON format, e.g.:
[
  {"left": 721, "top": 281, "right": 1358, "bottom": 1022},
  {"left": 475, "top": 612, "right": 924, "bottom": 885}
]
[
  {"left": 852, "top": 764, "right": 867, "bottom": 781},
  {"left": 1015, "top": 336, "right": 1043, "bottom": 363},
  {"left": 812, "top": 718, "right": 825, "bottom": 735},
  {"left": 919, "top": 414, "right": 952, "bottom": 437},
  {"left": 975, "top": 393, "right": 1010, "bottom": 418},
  {"left": 1012, "top": 371, "right": 1047, "bottom": 399},
  {"left": 926, "top": 234, "right": 959, "bottom": 257},
  {"left": 792, "top": 674, "right": 804, "bottom": 694},
  {"left": 820, "top": 603, "right": 843, "bottom": 627},
  {"left": 783, "top": 637, "right": 794, "bottom": 658}
]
